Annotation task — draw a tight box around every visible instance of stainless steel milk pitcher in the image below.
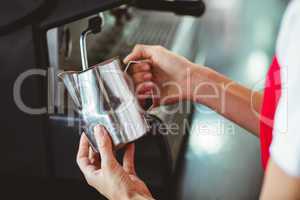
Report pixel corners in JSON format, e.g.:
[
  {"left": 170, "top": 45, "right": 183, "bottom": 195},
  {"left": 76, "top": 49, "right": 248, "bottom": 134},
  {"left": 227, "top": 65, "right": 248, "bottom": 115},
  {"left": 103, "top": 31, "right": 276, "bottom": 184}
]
[
  {"left": 58, "top": 16, "right": 150, "bottom": 150},
  {"left": 58, "top": 58, "right": 150, "bottom": 150}
]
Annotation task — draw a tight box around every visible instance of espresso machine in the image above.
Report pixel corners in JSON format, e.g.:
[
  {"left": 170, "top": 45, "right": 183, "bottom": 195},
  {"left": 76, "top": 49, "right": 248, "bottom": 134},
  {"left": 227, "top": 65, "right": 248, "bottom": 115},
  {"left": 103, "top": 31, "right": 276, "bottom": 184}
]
[{"left": 0, "top": 0, "right": 205, "bottom": 199}]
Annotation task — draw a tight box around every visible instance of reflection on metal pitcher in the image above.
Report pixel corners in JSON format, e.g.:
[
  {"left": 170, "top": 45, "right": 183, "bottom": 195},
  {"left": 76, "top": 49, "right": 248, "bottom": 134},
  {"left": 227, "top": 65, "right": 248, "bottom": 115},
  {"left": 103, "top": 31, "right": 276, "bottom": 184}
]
[{"left": 58, "top": 58, "right": 150, "bottom": 151}]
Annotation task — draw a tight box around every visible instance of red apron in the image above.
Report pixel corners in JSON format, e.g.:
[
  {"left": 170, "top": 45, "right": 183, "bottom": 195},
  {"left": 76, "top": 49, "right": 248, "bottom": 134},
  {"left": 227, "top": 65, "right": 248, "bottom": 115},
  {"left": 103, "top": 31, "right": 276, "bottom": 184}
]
[{"left": 260, "top": 56, "right": 282, "bottom": 169}]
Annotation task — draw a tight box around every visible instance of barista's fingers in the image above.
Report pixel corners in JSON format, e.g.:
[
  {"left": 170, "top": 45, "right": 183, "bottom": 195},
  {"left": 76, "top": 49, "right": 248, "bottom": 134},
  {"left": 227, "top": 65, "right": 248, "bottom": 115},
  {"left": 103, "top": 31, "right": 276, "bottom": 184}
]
[
  {"left": 137, "top": 90, "right": 150, "bottom": 109},
  {"left": 136, "top": 82, "right": 155, "bottom": 94},
  {"left": 124, "top": 44, "right": 154, "bottom": 63},
  {"left": 77, "top": 133, "right": 95, "bottom": 173},
  {"left": 129, "top": 63, "right": 151, "bottom": 74},
  {"left": 138, "top": 90, "right": 160, "bottom": 109},
  {"left": 133, "top": 72, "right": 152, "bottom": 84},
  {"left": 94, "top": 125, "right": 118, "bottom": 168},
  {"left": 89, "top": 147, "right": 101, "bottom": 169},
  {"left": 88, "top": 147, "right": 93, "bottom": 160},
  {"left": 137, "top": 90, "right": 152, "bottom": 102},
  {"left": 77, "top": 133, "right": 90, "bottom": 160},
  {"left": 123, "top": 143, "right": 136, "bottom": 175},
  {"left": 139, "top": 90, "right": 153, "bottom": 97}
]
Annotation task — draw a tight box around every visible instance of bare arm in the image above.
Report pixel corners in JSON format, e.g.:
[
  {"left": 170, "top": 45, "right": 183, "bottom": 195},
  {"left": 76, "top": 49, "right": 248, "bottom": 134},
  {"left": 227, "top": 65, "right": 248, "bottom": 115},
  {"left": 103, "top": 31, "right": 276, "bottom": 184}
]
[
  {"left": 125, "top": 45, "right": 263, "bottom": 137},
  {"left": 190, "top": 66, "right": 263, "bottom": 137},
  {"left": 260, "top": 159, "right": 300, "bottom": 200}
]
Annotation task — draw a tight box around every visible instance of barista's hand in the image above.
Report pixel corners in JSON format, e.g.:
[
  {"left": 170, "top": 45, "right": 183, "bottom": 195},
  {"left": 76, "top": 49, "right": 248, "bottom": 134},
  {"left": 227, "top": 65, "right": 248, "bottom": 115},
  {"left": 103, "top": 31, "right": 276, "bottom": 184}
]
[
  {"left": 77, "top": 125, "right": 153, "bottom": 200},
  {"left": 124, "top": 45, "right": 198, "bottom": 106}
]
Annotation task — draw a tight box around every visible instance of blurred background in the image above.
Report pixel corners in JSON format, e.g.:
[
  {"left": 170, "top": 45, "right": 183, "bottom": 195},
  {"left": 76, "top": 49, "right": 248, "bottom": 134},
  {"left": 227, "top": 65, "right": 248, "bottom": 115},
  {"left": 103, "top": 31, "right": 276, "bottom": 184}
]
[
  {"left": 177, "top": 0, "right": 287, "bottom": 199},
  {"left": 0, "top": 0, "right": 289, "bottom": 199}
]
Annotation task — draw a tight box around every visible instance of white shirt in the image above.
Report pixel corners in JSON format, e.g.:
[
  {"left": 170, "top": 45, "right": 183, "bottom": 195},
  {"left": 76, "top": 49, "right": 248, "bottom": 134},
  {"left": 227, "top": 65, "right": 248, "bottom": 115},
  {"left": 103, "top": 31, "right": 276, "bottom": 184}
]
[{"left": 270, "top": 0, "right": 300, "bottom": 177}]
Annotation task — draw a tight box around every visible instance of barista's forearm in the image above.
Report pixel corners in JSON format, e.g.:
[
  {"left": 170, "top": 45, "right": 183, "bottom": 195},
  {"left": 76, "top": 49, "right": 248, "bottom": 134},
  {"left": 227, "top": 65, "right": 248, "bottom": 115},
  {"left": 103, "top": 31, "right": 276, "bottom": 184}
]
[{"left": 189, "top": 65, "right": 263, "bottom": 137}]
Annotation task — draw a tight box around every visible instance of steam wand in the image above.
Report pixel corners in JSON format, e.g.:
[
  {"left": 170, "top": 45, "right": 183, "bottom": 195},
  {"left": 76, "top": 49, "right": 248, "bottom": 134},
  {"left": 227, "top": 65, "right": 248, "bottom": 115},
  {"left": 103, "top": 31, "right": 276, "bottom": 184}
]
[{"left": 80, "top": 14, "right": 104, "bottom": 70}]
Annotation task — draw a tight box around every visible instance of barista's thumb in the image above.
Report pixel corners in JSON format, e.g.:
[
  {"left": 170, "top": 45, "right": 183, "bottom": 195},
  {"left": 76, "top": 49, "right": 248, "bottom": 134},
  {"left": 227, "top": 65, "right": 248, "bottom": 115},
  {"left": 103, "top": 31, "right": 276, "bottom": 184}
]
[{"left": 94, "top": 125, "right": 117, "bottom": 167}]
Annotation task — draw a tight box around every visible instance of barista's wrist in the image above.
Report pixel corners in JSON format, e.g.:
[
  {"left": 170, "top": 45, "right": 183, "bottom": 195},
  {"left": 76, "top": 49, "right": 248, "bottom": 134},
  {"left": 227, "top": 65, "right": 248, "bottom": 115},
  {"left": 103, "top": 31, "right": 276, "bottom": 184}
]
[
  {"left": 184, "top": 64, "right": 209, "bottom": 102},
  {"left": 186, "top": 64, "right": 223, "bottom": 103},
  {"left": 177, "top": 63, "right": 199, "bottom": 101}
]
